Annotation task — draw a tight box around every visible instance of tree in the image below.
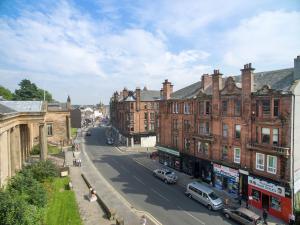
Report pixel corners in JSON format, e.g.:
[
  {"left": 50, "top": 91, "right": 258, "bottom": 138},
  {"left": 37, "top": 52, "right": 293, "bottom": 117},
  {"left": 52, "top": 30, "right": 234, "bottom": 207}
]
[
  {"left": 0, "top": 86, "right": 14, "bottom": 100},
  {"left": 13, "top": 79, "right": 53, "bottom": 101}
]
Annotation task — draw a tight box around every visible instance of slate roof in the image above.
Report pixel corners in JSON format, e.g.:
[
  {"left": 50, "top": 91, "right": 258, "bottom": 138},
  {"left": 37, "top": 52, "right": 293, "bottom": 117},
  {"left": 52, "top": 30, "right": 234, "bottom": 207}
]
[
  {"left": 0, "top": 103, "right": 16, "bottom": 114},
  {"left": 170, "top": 68, "right": 294, "bottom": 100},
  {"left": 47, "top": 102, "right": 68, "bottom": 111},
  {"left": 0, "top": 101, "right": 43, "bottom": 112},
  {"left": 140, "top": 90, "right": 160, "bottom": 101}
]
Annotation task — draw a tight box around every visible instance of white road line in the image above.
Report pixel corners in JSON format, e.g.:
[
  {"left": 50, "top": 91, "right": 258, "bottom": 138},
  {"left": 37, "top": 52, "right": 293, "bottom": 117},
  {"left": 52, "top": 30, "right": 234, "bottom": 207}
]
[
  {"left": 133, "top": 175, "right": 146, "bottom": 185},
  {"left": 177, "top": 206, "right": 206, "bottom": 225},
  {"left": 114, "top": 146, "right": 124, "bottom": 154},
  {"left": 150, "top": 188, "right": 170, "bottom": 202}
]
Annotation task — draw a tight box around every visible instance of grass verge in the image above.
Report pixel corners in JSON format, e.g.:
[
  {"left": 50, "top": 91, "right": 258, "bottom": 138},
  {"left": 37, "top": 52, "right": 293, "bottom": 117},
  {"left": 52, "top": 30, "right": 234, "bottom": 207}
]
[{"left": 44, "top": 177, "right": 82, "bottom": 225}]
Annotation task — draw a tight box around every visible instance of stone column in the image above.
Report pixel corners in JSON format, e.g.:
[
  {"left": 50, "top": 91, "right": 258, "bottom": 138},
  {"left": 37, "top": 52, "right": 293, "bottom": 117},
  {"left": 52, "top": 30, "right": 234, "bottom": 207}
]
[
  {"left": 126, "top": 137, "right": 129, "bottom": 147},
  {"left": 15, "top": 125, "right": 22, "bottom": 170},
  {"left": 131, "top": 137, "right": 134, "bottom": 148},
  {"left": 0, "top": 131, "right": 10, "bottom": 187},
  {"left": 39, "top": 123, "right": 48, "bottom": 160},
  {"left": 67, "top": 116, "right": 72, "bottom": 142}
]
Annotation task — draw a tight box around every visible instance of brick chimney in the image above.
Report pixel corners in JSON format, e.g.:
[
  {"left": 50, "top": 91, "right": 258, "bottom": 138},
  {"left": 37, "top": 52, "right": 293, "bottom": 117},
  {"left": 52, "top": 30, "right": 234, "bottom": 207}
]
[
  {"left": 123, "top": 87, "right": 129, "bottom": 99},
  {"left": 160, "top": 88, "right": 163, "bottom": 99},
  {"left": 241, "top": 63, "right": 254, "bottom": 94},
  {"left": 136, "top": 87, "right": 141, "bottom": 111},
  {"left": 67, "top": 95, "right": 71, "bottom": 110},
  {"left": 294, "top": 55, "right": 300, "bottom": 81},
  {"left": 201, "top": 74, "right": 212, "bottom": 90},
  {"left": 212, "top": 69, "right": 223, "bottom": 115},
  {"left": 162, "top": 79, "right": 173, "bottom": 100}
]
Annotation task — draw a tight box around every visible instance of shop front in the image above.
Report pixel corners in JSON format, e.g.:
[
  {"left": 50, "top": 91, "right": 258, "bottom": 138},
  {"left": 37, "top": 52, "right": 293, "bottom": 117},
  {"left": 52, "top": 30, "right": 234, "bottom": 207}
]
[
  {"left": 248, "top": 176, "right": 291, "bottom": 223},
  {"left": 181, "top": 153, "right": 193, "bottom": 175},
  {"left": 199, "top": 159, "right": 213, "bottom": 184},
  {"left": 213, "top": 163, "right": 239, "bottom": 197},
  {"left": 157, "top": 146, "right": 181, "bottom": 171}
]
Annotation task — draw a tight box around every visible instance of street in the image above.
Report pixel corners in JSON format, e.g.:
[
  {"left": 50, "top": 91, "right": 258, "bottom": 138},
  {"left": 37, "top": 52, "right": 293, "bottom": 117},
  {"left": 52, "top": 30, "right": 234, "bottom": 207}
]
[{"left": 83, "top": 126, "right": 237, "bottom": 225}]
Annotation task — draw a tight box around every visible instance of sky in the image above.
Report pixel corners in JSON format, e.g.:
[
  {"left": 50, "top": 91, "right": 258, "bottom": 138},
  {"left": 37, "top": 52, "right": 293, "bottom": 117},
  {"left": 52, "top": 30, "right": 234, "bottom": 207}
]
[{"left": 0, "top": 0, "right": 299, "bottom": 105}]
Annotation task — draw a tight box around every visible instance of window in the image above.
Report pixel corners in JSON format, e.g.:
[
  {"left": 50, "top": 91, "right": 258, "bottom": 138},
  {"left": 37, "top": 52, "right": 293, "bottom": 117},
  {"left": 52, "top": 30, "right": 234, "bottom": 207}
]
[
  {"left": 47, "top": 123, "right": 53, "bottom": 136},
  {"left": 252, "top": 189, "right": 261, "bottom": 201},
  {"left": 172, "top": 135, "right": 178, "bottom": 147},
  {"left": 130, "top": 103, "right": 134, "bottom": 110},
  {"left": 184, "top": 138, "right": 190, "bottom": 150},
  {"left": 256, "top": 127, "right": 259, "bottom": 143},
  {"left": 173, "top": 102, "right": 178, "bottom": 113},
  {"left": 270, "top": 196, "right": 281, "bottom": 211},
  {"left": 223, "top": 124, "right": 228, "bottom": 137},
  {"left": 150, "top": 122, "right": 155, "bottom": 131},
  {"left": 184, "top": 103, "right": 190, "bottom": 114},
  {"left": 262, "top": 100, "right": 270, "bottom": 115},
  {"left": 234, "top": 99, "right": 241, "bottom": 116},
  {"left": 261, "top": 128, "right": 270, "bottom": 144},
  {"left": 205, "top": 101, "right": 210, "bottom": 115},
  {"left": 172, "top": 119, "right": 178, "bottom": 130},
  {"left": 256, "top": 100, "right": 260, "bottom": 116},
  {"left": 273, "top": 99, "right": 279, "bottom": 117},
  {"left": 222, "top": 101, "right": 228, "bottom": 116},
  {"left": 198, "top": 141, "right": 208, "bottom": 155},
  {"left": 199, "top": 102, "right": 204, "bottom": 115},
  {"left": 273, "top": 128, "right": 279, "bottom": 145},
  {"left": 150, "top": 112, "right": 155, "bottom": 120},
  {"left": 222, "top": 146, "right": 228, "bottom": 160},
  {"left": 144, "top": 112, "right": 148, "bottom": 120},
  {"left": 235, "top": 125, "right": 241, "bottom": 139},
  {"left": 256, "top": 153, "right": 265, "bottom": 171},
  {"left": 267, "top": 155, "right": 277, "bottom": 174},
  {"left": 234, "top": 148, "right": 241, "bottom": 164},
  {"left": 144, "top": 122, "right": 148, "bottom": 130},
  {"left": 184, "top": 120, "right": 190, "bottom": 132},
  {"left": 199, "top": 123, "right": 205, "bottom": 134},
  {"left": 144, "top": 103, "right": 148, "bottom": 109},
  {"left": 205, "top": 122, "right": 210, "bottom": 134}
]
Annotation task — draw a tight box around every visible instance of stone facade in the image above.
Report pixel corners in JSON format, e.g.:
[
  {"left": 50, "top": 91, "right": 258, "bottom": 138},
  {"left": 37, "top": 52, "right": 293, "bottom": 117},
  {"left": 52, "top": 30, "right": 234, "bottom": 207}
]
[
  {"left": 157, "top": 58, "right": 300, "bottom": 222},
  {"left": 110, "top": 87, "right": 160, "bottom": 147}
]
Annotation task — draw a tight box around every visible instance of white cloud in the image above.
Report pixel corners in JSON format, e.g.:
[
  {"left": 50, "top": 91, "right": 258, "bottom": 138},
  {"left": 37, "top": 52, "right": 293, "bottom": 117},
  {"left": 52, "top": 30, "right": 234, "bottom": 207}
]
[
  {"left": 0, "top": 1, "right": 210, "bottom": 104},
  {"left": 223, "top": 11, "right": 300, "bottom": 69}
]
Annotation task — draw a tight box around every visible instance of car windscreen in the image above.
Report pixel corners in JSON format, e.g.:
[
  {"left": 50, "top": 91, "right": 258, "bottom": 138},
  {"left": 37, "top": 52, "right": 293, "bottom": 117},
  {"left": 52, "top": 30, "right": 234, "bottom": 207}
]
[
  {"left": 208, "top": 192, "right": 219, "bottom": 200},
  {"left": 165, "top": 171, "right": 172, "bottom": 175}
]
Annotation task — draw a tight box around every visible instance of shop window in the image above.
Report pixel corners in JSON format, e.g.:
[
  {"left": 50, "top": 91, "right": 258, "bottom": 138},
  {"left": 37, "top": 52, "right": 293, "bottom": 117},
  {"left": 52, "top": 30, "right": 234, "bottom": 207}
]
[
  {"left": 273, "top": 128, "right": 279, "bottom": 146},
  {"left": 47, "top": 123, "right": 53, "bottom": 136},
  {"left": 235, "top": 125, "right": 241, "bottom": 139},
  {"left": 273, "top": 99, "right": 279, "bottom": 117},
  {"left": 223, "top": 124, "right": 228, "bottom": 137},
  {"left": 222, "top": 100, "right": 228, "bottom": 116},
  {"left": 270, "top": 196, "right": 281, "bottom": 211},
  {"left": 256, "top": 153, "right": 265, "bottom": 171},
  {"left": 267, "top": 155, "right": 277, "bottom": 174},
  {"left": 205, "top": 101, "right": 210, "bottom": 115},
  {"left": 234, "top": 148, "right": 241, "bottom": 164},
  {"left": 252, "top": 189, "right": 261, "bottom": 201},
  {"left": 222, "top": 146, "right": 228, "bottom": 160},
  {"left": 261, "top": 128, "right": 270, "bottom": 144},
  {"left": 262, "top": 100, "right": 270, "bottom": 115},
  {"left": 234, "top": 99, "right": 241, "bottom": 116}
]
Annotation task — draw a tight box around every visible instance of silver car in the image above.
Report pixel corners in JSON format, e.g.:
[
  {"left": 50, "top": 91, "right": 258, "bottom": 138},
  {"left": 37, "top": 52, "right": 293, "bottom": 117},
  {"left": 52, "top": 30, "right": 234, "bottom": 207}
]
[
  {"left": 152, "top": 169, "right": 178, "bottom": 184},
  {"left": 223, "top": 207, "right": 262, "bottom": 224}
]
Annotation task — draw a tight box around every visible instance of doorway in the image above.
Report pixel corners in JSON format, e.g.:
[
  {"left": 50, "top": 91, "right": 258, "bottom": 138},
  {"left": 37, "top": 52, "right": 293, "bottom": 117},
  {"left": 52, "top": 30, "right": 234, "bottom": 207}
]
[
  {"left": 222, "top": 177, "right": 228, "bottom": 190},
  {"left": 262, "top": 193, "right": 269, "bottom": 210},
  {"left": 193, "top": 161, "right": 200, "bottom": 178}
]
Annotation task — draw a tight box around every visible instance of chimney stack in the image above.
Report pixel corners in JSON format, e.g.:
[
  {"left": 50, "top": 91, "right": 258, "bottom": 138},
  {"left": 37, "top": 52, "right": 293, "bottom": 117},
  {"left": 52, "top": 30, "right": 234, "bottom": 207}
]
[
  {"left": 201, "top": 74, "right": 212, "bottom": 90},
  {"left": 123, "top": 87, "right": 129, "bottom": 99},
  {"left": 162, "top": 79, "right": 173, "bottom": 100},
  {"left": 294, "top": 55, "right": 300, "bottom": 81},
  {"left": 241, "top": 63, "right": 254, "bottom": 93},
  {"left": 136, "top": 87, "right": 141, "bottom": 111}
]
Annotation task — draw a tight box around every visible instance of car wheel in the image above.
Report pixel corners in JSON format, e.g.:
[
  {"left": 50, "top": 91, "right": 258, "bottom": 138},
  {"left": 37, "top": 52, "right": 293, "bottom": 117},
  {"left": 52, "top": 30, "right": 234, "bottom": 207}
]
[
  {"left": 188, "top": 194, "right": 192, "bottom": 199},
  {"left": 224, "top": 213, "right": 230, "bottom": 219},
  {"left": 207, "top": 205, "right": 212, "bottom": 211}
]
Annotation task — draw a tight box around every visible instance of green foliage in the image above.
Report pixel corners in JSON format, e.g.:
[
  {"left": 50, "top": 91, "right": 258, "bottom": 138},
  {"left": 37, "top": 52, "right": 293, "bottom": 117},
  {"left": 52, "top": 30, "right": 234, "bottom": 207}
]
[
  {"left": 31, "top": 144, "right": 61, "bottom": 155},
  {"left": 13, "top": 79, "right": 53, "bottom": 101},
  {"left": 31, "top": 144, "right": 40, "bottom": 155},
  {"left": 23, "top": 160, "right": 59, "bottom": 182},
  {"left": 0, "top": 191, "right": 42, "bottom": 225},
  {"left": 7, "top": 173, "right": 47, "bottom": 208},
  {"left": 0, "top": 86, "right": 14, "bottom": 100}
]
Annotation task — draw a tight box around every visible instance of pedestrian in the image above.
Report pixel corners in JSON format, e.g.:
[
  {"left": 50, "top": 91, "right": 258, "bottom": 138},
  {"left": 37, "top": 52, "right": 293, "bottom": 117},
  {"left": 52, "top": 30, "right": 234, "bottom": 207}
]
[
  {"left": 79, "top": 158, "right": 82, "bottom": 167},
  {"left": 140, "top": 215, "right": 147, "bottom": 225},
  {"left": 289, "top": 213, "right": 295, "bottom": 225},
  {"left": 262, "top": 208, "right": 268, "bottom": 225},
  {"left": 245, "top": 197, "right": 249, "bottom": 209},
  {"left": 238, "top": 193, "right": 242, "bottom": 206}
]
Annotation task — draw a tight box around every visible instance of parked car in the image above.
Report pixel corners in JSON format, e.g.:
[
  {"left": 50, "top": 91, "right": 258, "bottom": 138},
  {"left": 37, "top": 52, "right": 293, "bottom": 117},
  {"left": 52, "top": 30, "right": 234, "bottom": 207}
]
[
  {"left": 223, "top": 207, "right": 262, "bottom": 224},
  {"left": 86, "top": 131, "right": 91, "bottom": 136},
  {"left": 152, "top": 168, "right": 178, "bottom": 184},
  {"left": 185, "top": 182, "right": 223, "bottom": 210},
  {"left": 106, "top": 137, "right": 114, "bottom": 145}
]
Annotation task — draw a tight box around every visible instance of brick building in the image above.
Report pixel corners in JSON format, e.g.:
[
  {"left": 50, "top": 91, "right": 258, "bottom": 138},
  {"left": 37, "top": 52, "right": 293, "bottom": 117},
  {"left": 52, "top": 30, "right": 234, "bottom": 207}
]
[
  {"left": 157, "top": 56, "right": 300, "bottom": 222},
  {"left": 110, "top": 87, "right": 160, "bottom": 147}
]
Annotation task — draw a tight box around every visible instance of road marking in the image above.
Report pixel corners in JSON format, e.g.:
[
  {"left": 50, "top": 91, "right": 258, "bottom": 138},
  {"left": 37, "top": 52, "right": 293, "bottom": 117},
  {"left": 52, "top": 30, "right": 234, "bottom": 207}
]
[
  {"left": 150, "top": 188, "right": 170, "bottom": 202},
  {"left": 114, "top": 146, "right": 125, "bottom": 154},
  {"left": 176, "top": 206, "right": 206, "bottom": 225},
  {"left": 133, "top": 175, "right": 146, "bottom": 185}
]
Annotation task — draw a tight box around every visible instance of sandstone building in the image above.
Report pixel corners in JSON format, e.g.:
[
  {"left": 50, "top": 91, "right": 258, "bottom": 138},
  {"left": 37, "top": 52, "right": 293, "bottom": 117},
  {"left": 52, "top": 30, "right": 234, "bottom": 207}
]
[
  {"left": 110, "top": 87, "right": 160, "bottom": 147},
  {"left": 157, "top": 56, "right": 300, "bottom": 222}
]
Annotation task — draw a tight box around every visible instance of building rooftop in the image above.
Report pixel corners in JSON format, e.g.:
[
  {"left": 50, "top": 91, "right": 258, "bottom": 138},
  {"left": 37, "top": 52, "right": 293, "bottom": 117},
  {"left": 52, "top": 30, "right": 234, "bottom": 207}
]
[
  {"left": 0, "top": 101, "right": 44, "bottom": 112},
  {"left": 170, "top": 67, "right": 294, "bottom": 100},
  {"left": 0, "top": 103, "right": 16, "bottom": 114},
  {"left": 47, "top": 102, "right": 68, "bottom": 111}
]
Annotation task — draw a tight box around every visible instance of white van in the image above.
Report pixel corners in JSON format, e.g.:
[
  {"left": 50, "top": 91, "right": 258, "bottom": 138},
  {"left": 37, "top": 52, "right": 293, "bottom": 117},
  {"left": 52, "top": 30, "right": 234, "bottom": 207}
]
[{"left": 185, "top": 182, "right": 223, "bottom": 210}]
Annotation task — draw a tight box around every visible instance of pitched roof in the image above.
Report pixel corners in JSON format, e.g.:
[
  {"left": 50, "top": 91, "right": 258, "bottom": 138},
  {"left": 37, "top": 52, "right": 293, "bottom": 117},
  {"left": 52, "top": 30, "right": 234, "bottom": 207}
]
[
  {"left": 170, "top": 68, "right": 294, "bottom": 100},
  {"left": 0, "top": 103, "right": 16, "bottom": 114},
  {"left": 140, "top": 90, "right": 160, "bottom": 101},
  {"left": 47, "top": 102, "right": 68, "bottom": 111},
  {"left": 0, "top": 101, "right": 43, "bottom": 112}
]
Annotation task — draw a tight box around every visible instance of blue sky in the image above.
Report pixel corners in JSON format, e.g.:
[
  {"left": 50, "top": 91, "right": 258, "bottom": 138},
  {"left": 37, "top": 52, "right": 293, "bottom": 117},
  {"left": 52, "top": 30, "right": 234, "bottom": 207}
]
[{"left": 0, "top": 0, "right": 299, "bottom": 104}]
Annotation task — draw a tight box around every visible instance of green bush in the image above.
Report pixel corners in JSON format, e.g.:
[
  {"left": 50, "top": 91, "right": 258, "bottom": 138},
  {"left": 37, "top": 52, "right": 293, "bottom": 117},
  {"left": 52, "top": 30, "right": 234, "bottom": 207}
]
[
  {"left": 23, "top": 160, "right": 59, "bottom": 182},
  {"left": 31, "top": 144, "right": 40, "bottom": 155},
  {"left": 7, "top": 173, "right": 47, "bottom": 208}
]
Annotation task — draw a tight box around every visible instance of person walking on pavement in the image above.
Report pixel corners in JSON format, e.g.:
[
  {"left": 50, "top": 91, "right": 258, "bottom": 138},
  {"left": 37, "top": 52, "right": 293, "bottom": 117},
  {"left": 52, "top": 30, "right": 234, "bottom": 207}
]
[
  {"left": 238, "top": 193, "right": 242, "bottom": 206},
  {"left": 289, "top": 213, "right": 295, "bottom": 225},
  {"left": 140, "top": 215, "right": 147, "bottom": 225},
  {"left": 262, "top": 208, "right": 268, "bottom": 225}
]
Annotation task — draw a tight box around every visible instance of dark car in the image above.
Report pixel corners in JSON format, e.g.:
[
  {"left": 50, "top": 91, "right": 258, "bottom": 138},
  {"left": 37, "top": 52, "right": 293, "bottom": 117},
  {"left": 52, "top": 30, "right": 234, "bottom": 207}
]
[{"left": 223, "top": 207, "right": 262, "bottom": 224}]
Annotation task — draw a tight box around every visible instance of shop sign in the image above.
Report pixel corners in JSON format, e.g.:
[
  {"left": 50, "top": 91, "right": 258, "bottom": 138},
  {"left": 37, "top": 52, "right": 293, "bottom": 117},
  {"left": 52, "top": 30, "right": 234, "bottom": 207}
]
[
  {"left": 157, "top": 146, "right": 180, "bottom": 156},
  {"left": 248, "top": 176, "right": 285, "bottom": 197},
  {"left": 213, "top": 163, "right": 239, "bottom": 179}
]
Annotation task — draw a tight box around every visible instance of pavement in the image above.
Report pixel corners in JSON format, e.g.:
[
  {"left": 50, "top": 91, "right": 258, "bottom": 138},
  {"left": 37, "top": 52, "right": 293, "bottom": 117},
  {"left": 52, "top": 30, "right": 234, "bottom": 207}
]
[
  {"left": 116, "top": 145, "right": 287, "bottom": 225},
  {"left": 65, "top": 150, "right": 114, "bottom": 225},
  {"left": 69, "top": 133, "right": 160, "bottom": 225}
]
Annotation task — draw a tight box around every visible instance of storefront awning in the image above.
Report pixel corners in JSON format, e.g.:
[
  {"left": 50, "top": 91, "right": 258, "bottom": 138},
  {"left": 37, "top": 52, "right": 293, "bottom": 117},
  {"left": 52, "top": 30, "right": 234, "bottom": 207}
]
[{"left": 157, "top": 146, "right": 180, "bottom": 156}]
